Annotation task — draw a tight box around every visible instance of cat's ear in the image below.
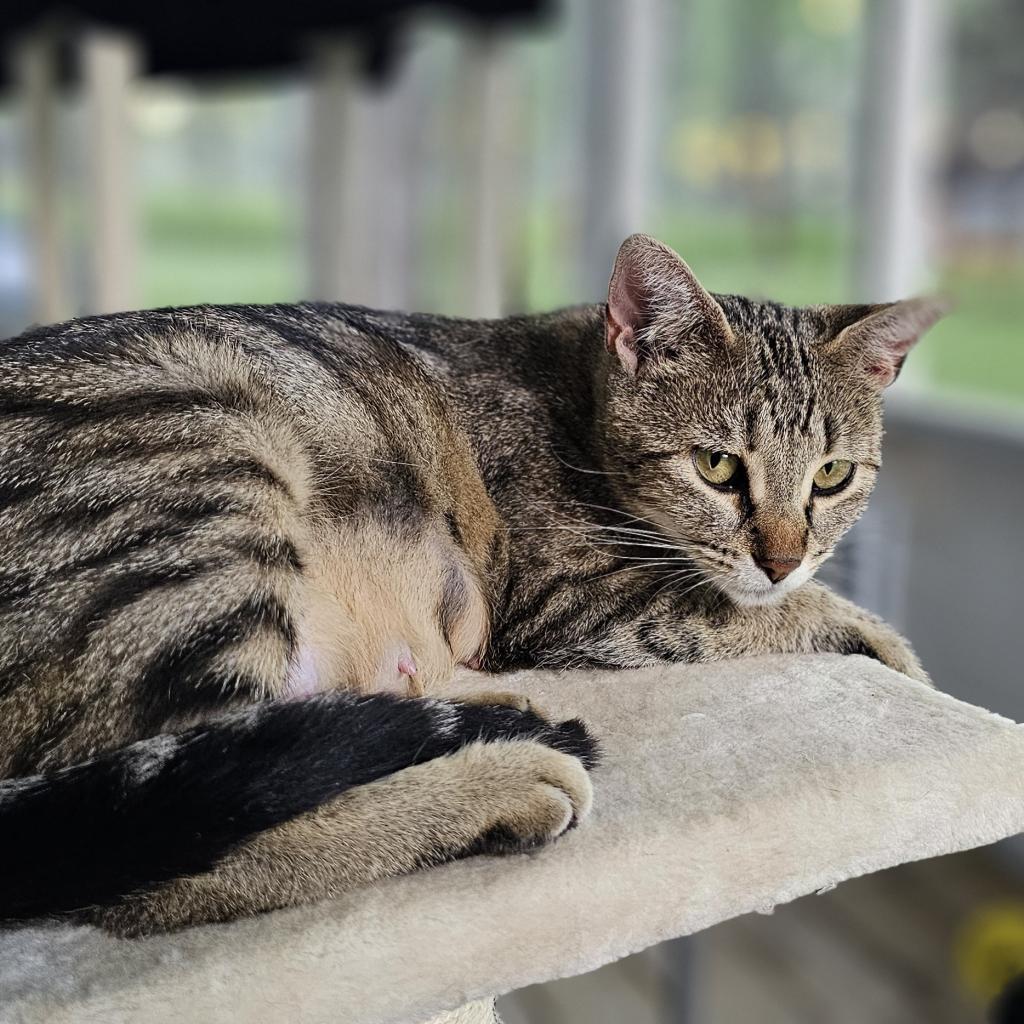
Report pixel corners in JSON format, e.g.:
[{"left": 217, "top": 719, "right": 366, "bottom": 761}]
[
  {"left": 606, "top": 233, "right": 733, "bottom": 375},
  {"left": 822, "top": 296, "right": 950, "bottom": 387}
]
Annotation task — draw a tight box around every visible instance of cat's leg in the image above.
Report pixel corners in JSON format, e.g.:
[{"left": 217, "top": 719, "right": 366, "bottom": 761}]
[
  {"left": 455, "top": 690, "right": 546, "bottom": 716},
  {"left": 542, "top": 582, "right": 928, "bottom": 683},
  {"left": 713, "top": 581, "right": 929, "bottom": 683},
  {"left": 94, "top": 735, "right": 594, "bottom": 937},
  {"left": 613, "top": 582, "right": 928, "bottom": 682}
]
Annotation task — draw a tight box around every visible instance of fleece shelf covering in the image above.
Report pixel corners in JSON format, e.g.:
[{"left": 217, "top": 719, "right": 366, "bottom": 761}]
[{"left": 2, "top": 654, "right": 1023, "bottom": 1024}]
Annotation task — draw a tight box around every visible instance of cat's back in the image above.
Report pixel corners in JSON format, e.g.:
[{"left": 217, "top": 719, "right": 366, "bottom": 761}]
[
  {"left": 0, "top": 302, "right": 502, "bottom": 774},
  {"left": 0, "top": 301, "right": 416, "bottom": 409},
  {"left": 0, "top": 303, "right": 505, "bottom": 774},
  {"left": 0, "top": 302, "right": 465, "bottom": 489}
]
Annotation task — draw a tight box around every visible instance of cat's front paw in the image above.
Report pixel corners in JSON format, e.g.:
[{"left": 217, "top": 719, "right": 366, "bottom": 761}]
[
  {"left": 841, "top": 618, "right": 931, "bottom": 686},
  {"left": 456, "top": 739, "right": 595, "bottom": 856},
  {"left": 450, "top": 694, "right": 600, "bottom": 768},
  {"left": 454, "top": 689, "right": 544, "bottom": 717}
]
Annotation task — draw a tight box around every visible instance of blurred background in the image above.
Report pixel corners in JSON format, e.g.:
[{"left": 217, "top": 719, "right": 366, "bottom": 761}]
[{"left": 1, "top": 0, "right": 1023, "bottom": 1020}]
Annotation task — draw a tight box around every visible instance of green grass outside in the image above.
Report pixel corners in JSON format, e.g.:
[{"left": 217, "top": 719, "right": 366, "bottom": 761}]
[
  {"left": 140, "top": 189, "right": 301, "bottom": 308},
  {"left": 927, "top": 265, "right": 1024, "bottom": 405},
  {"left": 142, "top": 188, "right": 1024, "bottom": 405}
]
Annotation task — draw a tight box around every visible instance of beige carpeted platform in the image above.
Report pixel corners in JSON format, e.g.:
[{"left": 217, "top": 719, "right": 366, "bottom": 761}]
[{"left": 3, "top": 654, "right": 1023, "bottom": 1024}]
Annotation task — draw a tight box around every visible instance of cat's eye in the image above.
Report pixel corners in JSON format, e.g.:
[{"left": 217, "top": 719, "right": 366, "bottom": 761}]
[
  {"left": 693, "top": 449, "right": 741, "bottom": 487},
  {"left": 813, "top": 459, "right": 855, "bottom": 494}
]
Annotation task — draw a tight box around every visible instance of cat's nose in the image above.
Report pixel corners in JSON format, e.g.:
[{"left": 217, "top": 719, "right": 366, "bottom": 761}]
[{"left": 755, "top": 555, "right": 801, "bottom": 583}]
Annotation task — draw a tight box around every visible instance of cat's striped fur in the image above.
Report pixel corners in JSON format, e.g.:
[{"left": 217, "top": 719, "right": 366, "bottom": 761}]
[
  {"left": 0, "top": 233, "right": 943, "bottom": 935},
  {"left": 402, "top": 235, "right": 945, "bottom": 676},
  {"left": 0, "top": 302, "right": 597, "bottom": 935}
]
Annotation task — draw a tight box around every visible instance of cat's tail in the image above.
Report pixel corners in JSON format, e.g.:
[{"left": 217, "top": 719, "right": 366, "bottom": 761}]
[{"left": 0, "top": 692, "right": 597, "bottom": 921}]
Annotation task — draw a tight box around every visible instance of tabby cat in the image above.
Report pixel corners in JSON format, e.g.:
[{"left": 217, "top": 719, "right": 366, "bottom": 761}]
[{"left": 0, "top": 233, "right": 944, "bottom": 936}]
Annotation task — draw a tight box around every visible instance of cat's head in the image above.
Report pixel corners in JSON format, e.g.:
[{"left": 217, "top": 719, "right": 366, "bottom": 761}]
[{"left": 598, "top": 232, "right": 948, "bottom": 607}]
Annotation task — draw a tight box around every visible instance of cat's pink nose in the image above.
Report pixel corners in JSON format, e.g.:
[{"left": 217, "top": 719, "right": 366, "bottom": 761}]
[{"left": 755, "top": 555, "right": 801, "bottom": 583}]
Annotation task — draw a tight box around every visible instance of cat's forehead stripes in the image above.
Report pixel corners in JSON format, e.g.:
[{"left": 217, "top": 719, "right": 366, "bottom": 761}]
[{"left": 715, "top": 296, "right": 824, "bottom": 445}]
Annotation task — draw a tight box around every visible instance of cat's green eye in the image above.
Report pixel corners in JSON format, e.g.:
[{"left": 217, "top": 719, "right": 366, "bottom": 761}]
[
  {"left": 813, "top": 459, "right": 855, "bottom": 493},
  {"left": 693, "top": 449, "right": 740, "bottom": 487}
]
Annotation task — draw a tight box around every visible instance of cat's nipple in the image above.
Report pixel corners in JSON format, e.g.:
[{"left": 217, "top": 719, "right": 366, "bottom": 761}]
[
  {"left": 397, "top": 650, "right": 426, "bottom": 697},
  {"left": 370, "top": 648, "right": 422, "bottom": 696}
]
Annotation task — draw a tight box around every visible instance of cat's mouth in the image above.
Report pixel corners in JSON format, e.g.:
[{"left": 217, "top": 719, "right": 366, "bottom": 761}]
[
  {"left": 717, "top": 556, "right": 813, "bottom": 607},
  {"left": 678, "top": 541, "right": 813, "bottom": 606},
  {"left": 629, "top": 508, "right": 816, "bottom": 607}
]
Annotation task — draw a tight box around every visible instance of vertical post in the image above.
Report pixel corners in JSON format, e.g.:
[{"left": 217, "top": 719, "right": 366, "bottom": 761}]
[
  {"left": 654, "top": 935, "right": 694, "bottom": 1024},
  {"left": 365, "top": 43, "right": 425, "bottom": 312},
  {"left": 579, "top": 0, "right": 659, "bottom": 298},
  {"left": 852, "top": 0, "right": 945, "bottom": 304},
  {"left": 81, "top": 30, "right": 141, "bottom": 315},
  {"left": 305, "top": 37, "right": 423, "bottom": 309},
  {"left": 459, "top": 29, "right": 516, "bottom": 318},
  {"left": 848, "top": 0, "right": 948, "bottom": 626},
  {"left": 306, "top": 41, "right": 358, "bottom": 303},
  {"left": 12, "top": 31, "right": 67, "bottom": 325}
]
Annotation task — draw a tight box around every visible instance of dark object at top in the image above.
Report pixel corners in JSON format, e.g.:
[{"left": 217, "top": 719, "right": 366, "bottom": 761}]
[{"left": 1, "top": 0, "right": 554, "bottom": 85}]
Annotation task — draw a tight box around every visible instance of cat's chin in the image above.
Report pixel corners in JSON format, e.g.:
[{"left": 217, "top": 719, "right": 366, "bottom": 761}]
[
  {"left": 724, "top": 587, "right": 790, "bottom": 608},
  {"left": 717, "top": 566, "right": 812, "bottom": 608}
]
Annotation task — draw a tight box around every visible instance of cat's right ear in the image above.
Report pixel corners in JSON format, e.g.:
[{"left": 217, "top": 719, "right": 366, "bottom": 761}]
[
  {"left": 821, "top": 296, "right": 951, "bottom": 387},
  {"left": 606, "top": 233, "right": 733, "bottom": 375}
]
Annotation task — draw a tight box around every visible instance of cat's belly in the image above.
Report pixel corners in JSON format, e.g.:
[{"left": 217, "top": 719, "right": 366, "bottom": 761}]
[{"left": 285, "top": 519, "right": 490, "bottom": 697}]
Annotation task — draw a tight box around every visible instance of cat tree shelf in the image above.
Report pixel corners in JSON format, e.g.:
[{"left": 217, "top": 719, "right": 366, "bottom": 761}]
[{"left": 3, "top": 655, "right": 1023, "bottom": 1023}]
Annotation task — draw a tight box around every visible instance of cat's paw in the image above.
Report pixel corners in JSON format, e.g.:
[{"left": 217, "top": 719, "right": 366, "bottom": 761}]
[
  {"left": 454, "top": 689, "right": 544, "bottom": 717},
  {"left": 450, "top": 697, "right": 600, "bottom": 768},
  {"left": 454, "top": 739, "right": 595, "bottom": 856},
  {"left": 843, "top": 618, "right": 931, "bottom": 686}
]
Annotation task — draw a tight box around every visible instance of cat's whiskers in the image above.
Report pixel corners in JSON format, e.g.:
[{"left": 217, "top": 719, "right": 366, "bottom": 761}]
[
  {"left": 515, "top": 521, "right": 639, "bottom": 556},
  {"left": 590, "top": 550, "right": 708, "bottom": 588},
  {"left": 571, "top": 515, "right": 705, "bottom": 552},
  {"left": 518, "top": 491, "right": 668, "bottom": 536},
  {"left": 569, "top": 537, "right": 692, "bottom": 555},
  {"left": 577, "top": 501, "right": 673, "bottom": 533},
  {"left": 516, "top": 495, "right": 723, "bottom": 585},
  {"left": 365, "top": 458, "right": 418, "bottom": 468},
  {"left": 516, "top": 498, "right": 680, "bottom": 552},
  {"left": 551, "top": 451, "right": 631, "bottom": 478},
  {"left": 528, "top": 526, "right": 697, "bottom": 566},
  {"left": 675, "top": 571, "right": 724, "bottom": 603},
  {"left": 516, "top": 522, "right": 670, "bottom": 544},
  {"left": 588, "top": 560, "right": 708, "bottom": 585},
  {"left": 648, "top": 565, "right": 716, "bottom": 604},
  {"left": 532, "top": 495, "right": 667, "bottom": 532},
  {"left": 519, "top": 498, "right": 640, "bottom": 533}
]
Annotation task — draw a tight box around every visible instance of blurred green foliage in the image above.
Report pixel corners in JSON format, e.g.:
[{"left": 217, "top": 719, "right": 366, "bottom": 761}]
[
  {"left": 143, "top": 189, "right": 1024, "bottom": 405},
  {"left": 140, "top": 189, "right": 300, "bottom": 307},
  {"left": 135, "top": 0, "right": 1024, "bottom": 408}
]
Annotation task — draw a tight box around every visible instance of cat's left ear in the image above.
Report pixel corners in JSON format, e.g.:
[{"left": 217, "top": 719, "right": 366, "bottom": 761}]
[
  {"left": 822, "top": 296, "right": 950, "bottom": 387},
  {"left": 606, "top": 233, "right": 733, "bottom": 375}
]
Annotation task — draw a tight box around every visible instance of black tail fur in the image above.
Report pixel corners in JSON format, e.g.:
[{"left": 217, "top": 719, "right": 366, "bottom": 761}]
[{"left": 0, "top": 692, "right": 597, "bottom": 921}]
